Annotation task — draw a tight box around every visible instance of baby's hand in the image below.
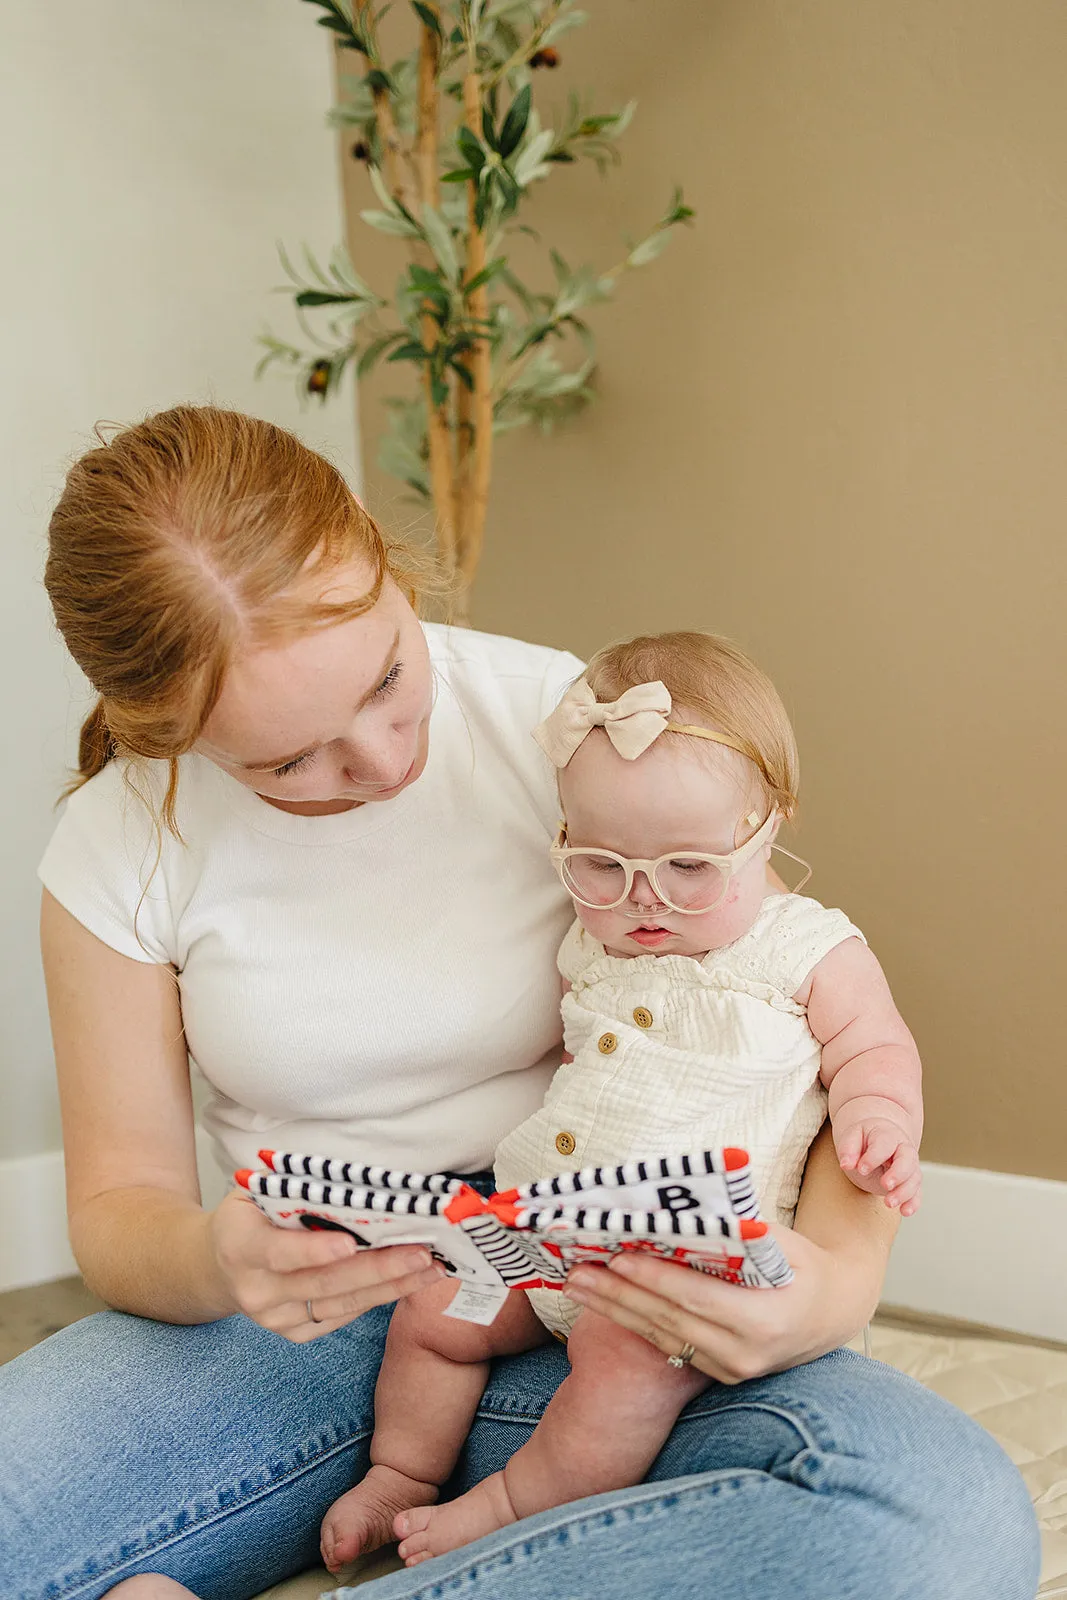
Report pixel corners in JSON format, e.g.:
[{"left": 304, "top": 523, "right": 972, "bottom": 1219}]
[{"left": 835, "top": 1118, "right": 922, "bottom": 1216}]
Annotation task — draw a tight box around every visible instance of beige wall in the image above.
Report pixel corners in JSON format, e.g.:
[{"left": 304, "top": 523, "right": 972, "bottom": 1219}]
[{"left": 347, "top": 0, "right": 1067, "bottom": 1181}]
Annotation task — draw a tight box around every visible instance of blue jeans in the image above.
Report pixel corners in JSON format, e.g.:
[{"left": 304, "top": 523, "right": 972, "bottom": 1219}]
[{"left": 0, "top": 1303, "right": 1039, "bottom": 1600}]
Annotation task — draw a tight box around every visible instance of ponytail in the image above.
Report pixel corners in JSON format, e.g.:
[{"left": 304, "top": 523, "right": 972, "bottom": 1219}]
[{"left": 76, "top": 697, "right": 117, "bottom": 783}]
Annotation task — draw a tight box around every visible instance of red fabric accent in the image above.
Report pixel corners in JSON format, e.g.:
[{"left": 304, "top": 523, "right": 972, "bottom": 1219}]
[{"left": 442, "top": 1184, "right": 489, "bottom": 1223}]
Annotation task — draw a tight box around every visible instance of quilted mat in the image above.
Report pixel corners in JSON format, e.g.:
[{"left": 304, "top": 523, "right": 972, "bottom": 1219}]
[{"left": 255, "top": 1322, "right": 1067, "bottom": 1600}]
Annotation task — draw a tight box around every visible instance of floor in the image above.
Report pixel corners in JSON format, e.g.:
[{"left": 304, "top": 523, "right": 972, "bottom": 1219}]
[{"left": 0, "top": 1274, "right": 106, "bottom": 1364}]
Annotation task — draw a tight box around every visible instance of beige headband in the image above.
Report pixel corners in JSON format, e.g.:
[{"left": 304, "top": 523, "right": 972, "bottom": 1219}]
[{"left": 532, "top": 678, "right": 758, "bottom": 768}]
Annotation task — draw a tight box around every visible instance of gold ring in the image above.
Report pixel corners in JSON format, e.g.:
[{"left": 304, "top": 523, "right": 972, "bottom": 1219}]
[
  {"left": 667, "top": 1341, "right": 696, "bottom": 1369},
  {"left": 306, "top": 1298, "right": 323, "bottom": 1325}
]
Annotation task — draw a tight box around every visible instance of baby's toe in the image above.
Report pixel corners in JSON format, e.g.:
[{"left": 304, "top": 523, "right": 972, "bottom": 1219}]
[{"left": 394, "top": 1504, "right": 434, "bottom": 1542}]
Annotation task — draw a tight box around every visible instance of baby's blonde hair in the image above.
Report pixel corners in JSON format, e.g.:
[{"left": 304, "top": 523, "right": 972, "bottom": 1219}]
[{"left": 583, "top": 631, "right": 800, "bottom": 820}]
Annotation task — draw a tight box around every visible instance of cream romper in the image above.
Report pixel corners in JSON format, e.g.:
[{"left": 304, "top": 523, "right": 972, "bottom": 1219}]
[{"left": 494, "top": 892, "right": 866, "bottom": 1336}]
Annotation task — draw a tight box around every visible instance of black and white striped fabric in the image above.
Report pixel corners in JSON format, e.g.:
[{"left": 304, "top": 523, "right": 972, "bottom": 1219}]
[
  {"left": 236, "top": 1146, "right": 793, "bottom": 1300},
  {"left": 254, "top": 1150, "right": 462, "bottom": 1195},
  {"left": 242, "top": 1171, "right": 455, "bottom": 1216},
  {"left": 510, "top": 1149, "right": 761, "bottom": 1220},
  {"left": 457, "top": 1212, "right": 567, "bottom": 1287}
]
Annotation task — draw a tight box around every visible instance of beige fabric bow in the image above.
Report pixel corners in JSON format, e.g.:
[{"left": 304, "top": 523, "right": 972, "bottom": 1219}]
[{"left": 533, "top": 679, "right": 674, "bottom": 766}]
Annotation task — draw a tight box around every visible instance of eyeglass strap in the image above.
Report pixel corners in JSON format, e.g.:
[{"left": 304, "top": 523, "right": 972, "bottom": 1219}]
[{"left": 771, "top": 843, "right": 813, "bottom": 894}]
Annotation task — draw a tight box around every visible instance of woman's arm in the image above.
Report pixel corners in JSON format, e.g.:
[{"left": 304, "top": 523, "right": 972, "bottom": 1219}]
[
  {"left": 42, "top": 892, "right": 443, "bottom": 1329},
  {"left": 564, "top": 1121, "right": 898, "bottom": 1383},
  {"left": 42, "top": 889, "right": 232, "bottom": 1321}
]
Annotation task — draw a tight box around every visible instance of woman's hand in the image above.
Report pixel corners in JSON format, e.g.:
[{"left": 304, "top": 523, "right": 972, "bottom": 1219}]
[
  {"left": 564, "top": 1223, "right": 873, "bottom": 1383},
  {"left": 207, "top": 1188, "right": 447, "bottom": 1342},
  {"left": 564, "top": 1122, "right": 898, "bottom": 1383}
]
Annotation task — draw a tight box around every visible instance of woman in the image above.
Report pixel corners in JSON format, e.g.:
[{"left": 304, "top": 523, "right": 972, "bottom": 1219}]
[{"left": 0, "top": 407, "right": 1038, "bottom": 1600}]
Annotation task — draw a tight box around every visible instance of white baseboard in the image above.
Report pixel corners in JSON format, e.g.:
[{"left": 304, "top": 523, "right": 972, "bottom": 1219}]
[
  {"left": 3, "top": 1151, "right": 1066, "bottom": 1343},
  {"left": 0, "top": 1150, "right": 78, "bottom": 1293},
  {"left": 881, "top": 1161, "right": 1067, "bottom": 1344}
]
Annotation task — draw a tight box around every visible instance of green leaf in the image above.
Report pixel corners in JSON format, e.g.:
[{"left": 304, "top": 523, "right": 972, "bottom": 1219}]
[
  {"left": 494, "top": 164, "right": 521, "bottom": 216},
  {"left": 512, "top": 126, "right": 555, "bottom": 188},
  {"left": 420, "top": 201, "right": 460, "bottom": 283},
  {"left": 456, "top": 125, "right": 486, "bottom": 173},
  {"left": 481, "top": 105, "right": 498, "bottom": 151},
  {"left": 356, "top": 331, "right": 406, "bottom": 378},
  {"left": 366, "top": 67, "right": 394, "bottom": 94},
  {"left": 441, "top": 167, "right": 477, "bottom": 183},
  {"left": 665, "top": 185, "right": 695, "bottom": 225},
  {"left": 367, "top": 163, "right": 400, "bottom": 213},
  {"left": 626, "top": 231, "right": 673, "bottom": 269},
  {"left": 326, "top": 245, "right": 377, "bottom": 300},
  {"left": 448, "top": 357, "right": 475, "bottom": 389},
  {"left": 360, "top": 208, "right": 421, "bottom": 237},
  {"left": 539, "top": 9, "right": 588, "bottom": 47},
  {"left": 463, "top": 255, "right": 507, "bottom": 295},
  {"left": 549, "top": 248, "right": 571, "bottom": 287},
  {"left": 300, "top": 0, "right": 369, "bottom": 53},
  {"left": 295, "top": 289, "right": 360, "bottom": 307},
  {"left": 411, "top": 1, "right": 443, "bottom": 36},
  {"left": 497, "top": 84, "right": 531, "bottom": 160},
  {"left": 387, "top": 340, "right": 430, "bottom": 362},
  {"left": 407, "top": 263, "right": 447, "bottom": 292}
]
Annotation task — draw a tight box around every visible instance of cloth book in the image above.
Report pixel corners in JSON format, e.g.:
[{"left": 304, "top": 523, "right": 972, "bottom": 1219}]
[{"left": 237, "top": 1146, "right": 793, "bottom": 1325}]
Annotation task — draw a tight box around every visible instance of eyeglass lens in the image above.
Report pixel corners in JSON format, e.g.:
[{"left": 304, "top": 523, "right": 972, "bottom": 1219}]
[{"left": 561, "top": 852, "right": 730, "bottom": 912}]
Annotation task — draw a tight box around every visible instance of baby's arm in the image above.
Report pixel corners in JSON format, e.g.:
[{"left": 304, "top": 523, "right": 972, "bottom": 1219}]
[{"left": 798, "top": 938, "right": 924, "bottom": 1215}]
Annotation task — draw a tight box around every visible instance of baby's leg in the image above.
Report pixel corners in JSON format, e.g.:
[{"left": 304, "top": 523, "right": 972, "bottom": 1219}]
[
  {"left": 104, "top": 1579, "right": 200, "bottom": 1598},
  {"left": 396, "top": 1306, "right": 709, "bottom": 1565},
  {"left": 321, "top": 1279, "right": 545, "bottom": 1573}
]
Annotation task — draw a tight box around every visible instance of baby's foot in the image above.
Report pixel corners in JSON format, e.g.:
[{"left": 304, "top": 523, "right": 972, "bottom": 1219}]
[
  {"left": 394, "top": 1471, "right": 517, "bottom": 1566},
  {"left": 321, "top": 1463, "right": 440, "bottom": 1574}
]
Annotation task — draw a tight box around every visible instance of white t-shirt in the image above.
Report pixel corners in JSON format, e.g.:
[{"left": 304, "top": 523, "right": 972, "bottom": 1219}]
[{"left": 38, "top": 624, "right": 584, "bottom": 1178}]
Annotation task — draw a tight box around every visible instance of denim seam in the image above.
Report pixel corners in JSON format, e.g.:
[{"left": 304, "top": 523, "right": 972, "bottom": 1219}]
[
  {"left": 47, "top": 1425, "right": 373, "bottom": 1600},
  {"left": 679, "top": 1399, "right": 830, "bottom": 1453},
  {"left": 474, "top": 1399, "right": 831, "bottom": 1454},
  {"left": 347, "top": 1470, "right": 771, "bottom": 1600}
]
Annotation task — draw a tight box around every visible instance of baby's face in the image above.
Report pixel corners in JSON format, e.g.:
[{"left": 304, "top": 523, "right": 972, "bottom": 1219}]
[{"left": 558, "top": 729, "right": 775, "bottom": 960}]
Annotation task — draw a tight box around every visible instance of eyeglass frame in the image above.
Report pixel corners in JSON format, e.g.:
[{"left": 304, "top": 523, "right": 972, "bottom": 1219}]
[{"left": 549, "top": 807, "right": 811, "bottom": 915}]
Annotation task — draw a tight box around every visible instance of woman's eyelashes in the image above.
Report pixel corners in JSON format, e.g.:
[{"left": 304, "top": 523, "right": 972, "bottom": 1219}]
[
  {"left": 272, "top": 749, "right": 316, "bottom": 778},
  {"left": 376, "top": 660, "right": 402, "bottom": 698},
  {"left": 270, "top": 661, "right": 404, "bottom": 778}
]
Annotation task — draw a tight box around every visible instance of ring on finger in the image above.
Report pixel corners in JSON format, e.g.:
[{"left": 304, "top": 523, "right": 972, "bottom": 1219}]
[
  {"left": 306, "top": 1297, "right": 323, "bottom": 1325},
  {"left": 667, "top": 1341, "right": 696, "bottom": 1369}
]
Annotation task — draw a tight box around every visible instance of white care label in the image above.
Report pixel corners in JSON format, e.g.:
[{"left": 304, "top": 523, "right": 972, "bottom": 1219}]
[{"left": 443, "top": 1280, "right": 512, "bottom": 1325}]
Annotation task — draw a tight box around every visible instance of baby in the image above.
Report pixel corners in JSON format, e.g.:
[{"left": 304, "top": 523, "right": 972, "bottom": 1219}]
[
  {"left": 318, "top": 630, "right": 923, "bottom": 1574},
  {"left": 114, "top": 631, "right": 921, "bottom": 1599}
]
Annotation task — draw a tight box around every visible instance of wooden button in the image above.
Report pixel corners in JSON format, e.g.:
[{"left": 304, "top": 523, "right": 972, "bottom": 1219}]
[
  {"left": 633, "top": 1006, "right": 653, "bottom": 1029},
  {"left": 597, "top": 1032, "right": 618, "bottom": 1055},
  {"left": 555, "top": 1131, "right": 576, "bottom": 1156}
]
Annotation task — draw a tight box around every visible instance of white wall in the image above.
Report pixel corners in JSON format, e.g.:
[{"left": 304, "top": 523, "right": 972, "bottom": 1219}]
[{"left": 0, "top": 4, "right": 360, "bottom": 1171}]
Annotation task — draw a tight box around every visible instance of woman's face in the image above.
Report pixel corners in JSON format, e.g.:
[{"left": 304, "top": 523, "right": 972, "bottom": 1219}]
[{"left": 196, "top": 563, "right": 433, "bottom": 816}]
